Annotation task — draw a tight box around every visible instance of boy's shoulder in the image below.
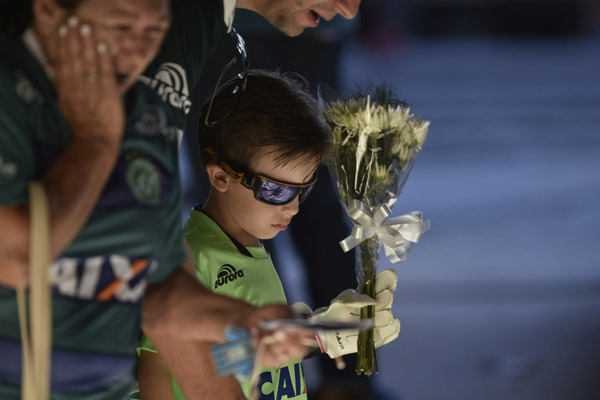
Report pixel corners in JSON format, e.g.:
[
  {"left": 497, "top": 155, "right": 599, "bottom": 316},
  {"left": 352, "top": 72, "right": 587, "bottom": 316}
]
[{"left": 183, "top": 209, "right": 235, "bottom": 255}]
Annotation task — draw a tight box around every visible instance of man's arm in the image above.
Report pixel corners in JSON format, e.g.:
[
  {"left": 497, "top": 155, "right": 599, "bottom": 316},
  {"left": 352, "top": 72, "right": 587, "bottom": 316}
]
[
  {"left": 137, "top": 350, "right": 177, "bottom": 400},
  {"left": 0, "top": 24, "right": 124, "bottom": 288},
  {"left": 139, "top": 344, "right": 247, "bottom": 400},
  {"left": 142, "top": 266, "right": 312, "bottom": 397}
]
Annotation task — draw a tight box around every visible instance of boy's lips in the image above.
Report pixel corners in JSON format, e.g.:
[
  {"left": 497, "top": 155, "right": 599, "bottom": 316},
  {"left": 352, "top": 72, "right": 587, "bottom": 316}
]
[{"left": 272, "top": 221, "right": 291, "bottom": 231}]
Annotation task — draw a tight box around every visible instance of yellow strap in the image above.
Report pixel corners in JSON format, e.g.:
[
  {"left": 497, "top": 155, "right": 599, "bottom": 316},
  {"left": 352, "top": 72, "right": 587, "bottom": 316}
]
[{"left": 16, "top": 181, "right": 52, "bottom": 400}]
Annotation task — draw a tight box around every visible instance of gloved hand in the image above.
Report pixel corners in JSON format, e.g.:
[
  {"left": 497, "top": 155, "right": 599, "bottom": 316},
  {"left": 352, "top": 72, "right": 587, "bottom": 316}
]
[{"left": 310, "top": 268, "right": 400, "bottom": 359}]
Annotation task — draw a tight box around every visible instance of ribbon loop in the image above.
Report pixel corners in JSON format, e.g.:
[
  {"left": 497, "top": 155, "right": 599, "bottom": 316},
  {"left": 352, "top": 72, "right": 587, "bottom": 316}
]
[{"left": 339, "top": 200, "right": 430, "bottom": 264}]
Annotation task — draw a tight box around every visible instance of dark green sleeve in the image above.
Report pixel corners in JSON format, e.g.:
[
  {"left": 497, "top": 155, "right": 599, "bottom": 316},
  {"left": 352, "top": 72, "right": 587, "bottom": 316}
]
[
  {"left": 0, "top": 64, "right": 36, "bottom": 206},
  {"left": 147, "top": 164, "right": 187, "bottom": 283},
  {"left": 142, "top": 0, "right": 227, "bottom": 127}
]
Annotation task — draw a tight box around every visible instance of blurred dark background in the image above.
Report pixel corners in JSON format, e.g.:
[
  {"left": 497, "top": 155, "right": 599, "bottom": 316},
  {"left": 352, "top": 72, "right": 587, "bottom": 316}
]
[{"left": 179, "top": 1, "right": 600, "bottom": 398}]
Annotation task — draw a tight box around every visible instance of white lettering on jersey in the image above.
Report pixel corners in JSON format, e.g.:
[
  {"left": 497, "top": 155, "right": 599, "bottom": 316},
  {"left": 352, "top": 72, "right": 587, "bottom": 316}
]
[
  {"left": 0, "top": 157, "right": 17, "bottom": 179},
  {"left": 257, "top": 362, "right": 306, "bottom": 399},
  {"left": 50, "top": 256, "right": 157, "bottom": 303},
  {"left": 135, "top": 104, "right": 180, "bottom": 142},
  {"left": 139, "top": 63, "right": 192, "bottom": 114}
]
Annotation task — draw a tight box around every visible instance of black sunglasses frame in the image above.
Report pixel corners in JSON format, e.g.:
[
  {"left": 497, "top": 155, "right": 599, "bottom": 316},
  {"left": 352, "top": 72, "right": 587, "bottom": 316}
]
[
  {"left": 203, "top": 28, "right": 249, "bottom": 128},
  {"left": 202, "top": 147, "right": 318, "bottom": 206}
]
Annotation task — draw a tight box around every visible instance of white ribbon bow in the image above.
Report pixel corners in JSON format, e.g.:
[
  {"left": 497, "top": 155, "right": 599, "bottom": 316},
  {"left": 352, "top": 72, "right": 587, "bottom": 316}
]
[{"left": 340, "top": 199, "right": 430, "bottom": 264}]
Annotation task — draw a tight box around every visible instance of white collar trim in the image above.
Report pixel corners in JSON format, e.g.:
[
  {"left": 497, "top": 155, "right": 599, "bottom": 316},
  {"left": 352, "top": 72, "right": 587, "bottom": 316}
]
[
  {"left": 22, "top": 27, "right": 53, "bottom": 79},
  {"left": 223, "top": 0, "right": 236, "bottom": 32}
]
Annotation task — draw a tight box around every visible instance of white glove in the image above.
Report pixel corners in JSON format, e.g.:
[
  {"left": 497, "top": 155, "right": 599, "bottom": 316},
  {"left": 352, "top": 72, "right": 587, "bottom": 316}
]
[{"left": 311, "top": 269, "right": 400, "bottom": 359}]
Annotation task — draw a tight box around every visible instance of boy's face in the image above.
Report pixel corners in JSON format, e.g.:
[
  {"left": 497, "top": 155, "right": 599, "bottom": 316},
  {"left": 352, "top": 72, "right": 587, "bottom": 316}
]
[{"left": 223, "top": 150, "right": 319, "bottom": 246}]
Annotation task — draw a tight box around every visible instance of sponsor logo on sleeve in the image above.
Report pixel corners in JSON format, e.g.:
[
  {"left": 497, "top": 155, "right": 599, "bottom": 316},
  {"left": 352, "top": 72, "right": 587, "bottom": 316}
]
[{"left": 139, "top": 63, "right": 192, "bottom": 114}]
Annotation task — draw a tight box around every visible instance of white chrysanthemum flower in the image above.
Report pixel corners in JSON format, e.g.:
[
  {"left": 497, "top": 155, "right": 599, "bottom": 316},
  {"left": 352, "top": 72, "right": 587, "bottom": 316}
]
[
  {"left": 373, "top": 162, "right": 391, "bottom": 183},
  {"left": 324, "top": 90, "right": 429, "bottom": 201}
]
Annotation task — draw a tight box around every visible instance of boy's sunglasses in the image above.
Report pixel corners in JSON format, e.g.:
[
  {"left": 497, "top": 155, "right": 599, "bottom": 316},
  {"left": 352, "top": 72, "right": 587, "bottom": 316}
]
[
  {"left": 202, "top": 147, "right": 318, "bottom": 206},
  {"left": 204, "top": 28, "right": 249, "bottom": 127}
]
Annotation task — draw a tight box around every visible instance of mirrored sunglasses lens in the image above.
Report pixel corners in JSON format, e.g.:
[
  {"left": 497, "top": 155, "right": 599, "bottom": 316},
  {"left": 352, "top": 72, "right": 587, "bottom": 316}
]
[{"left": 258, "top": 181, "right": 299, "bottom": 204}]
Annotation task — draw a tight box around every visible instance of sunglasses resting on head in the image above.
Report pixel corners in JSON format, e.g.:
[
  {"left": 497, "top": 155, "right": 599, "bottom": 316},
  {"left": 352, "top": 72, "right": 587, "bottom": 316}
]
[{"left": 202, "top": 147, "right": 317, "bottom": 206}]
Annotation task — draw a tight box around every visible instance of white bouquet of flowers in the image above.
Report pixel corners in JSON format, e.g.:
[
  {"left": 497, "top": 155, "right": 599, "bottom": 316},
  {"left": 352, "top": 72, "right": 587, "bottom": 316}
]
[{"left": 320, "top": 83, "right": 430, "bottom": 375}]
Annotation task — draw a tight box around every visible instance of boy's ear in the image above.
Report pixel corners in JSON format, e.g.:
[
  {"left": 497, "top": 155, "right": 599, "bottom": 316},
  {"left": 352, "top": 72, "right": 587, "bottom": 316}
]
[{"left": 205, "top": 163, "right": 230, "bottom": 192}]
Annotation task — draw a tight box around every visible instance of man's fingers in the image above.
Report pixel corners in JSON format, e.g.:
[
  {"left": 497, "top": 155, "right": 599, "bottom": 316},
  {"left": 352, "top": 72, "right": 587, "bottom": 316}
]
[
  {"left": 66, "top": 17, "right": 83, "bottom": 85},
  {"left": 97, "top": 40, "right": 114, "bottom": 92},
  {"left": 79, "top": 23, "right": 99, "bottom": 88},
  {"left": 257, "top": 328, "right": 311, "bottom": 368},
  {"left": 55, "top": 23, "right": 70, "bottom": 84}
]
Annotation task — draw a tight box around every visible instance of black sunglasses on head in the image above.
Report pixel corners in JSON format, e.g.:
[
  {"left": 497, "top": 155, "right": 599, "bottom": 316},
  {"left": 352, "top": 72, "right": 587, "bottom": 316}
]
[
  {"left": 202, "top": 147, "right": 318, "bottom": 206},
  {"left": 204, "top": 28, "right": 249, "bottom": 128}
]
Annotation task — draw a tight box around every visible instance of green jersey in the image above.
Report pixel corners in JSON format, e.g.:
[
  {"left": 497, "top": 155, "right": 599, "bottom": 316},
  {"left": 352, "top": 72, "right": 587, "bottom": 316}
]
[
  {"left": 138, "top": 209, "right": 308, "bottom": 400},
  {"left": 0, "top": 33, "right": 185, "bottom": 399},
  {"left": 140, "top": 0, "right": 230, "bottom": 128}
]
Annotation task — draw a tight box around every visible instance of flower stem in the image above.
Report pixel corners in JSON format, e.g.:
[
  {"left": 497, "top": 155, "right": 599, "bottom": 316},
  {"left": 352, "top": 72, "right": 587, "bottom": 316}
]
[{"left": 355, "top": 238, "right": 379, "bottom": 376}]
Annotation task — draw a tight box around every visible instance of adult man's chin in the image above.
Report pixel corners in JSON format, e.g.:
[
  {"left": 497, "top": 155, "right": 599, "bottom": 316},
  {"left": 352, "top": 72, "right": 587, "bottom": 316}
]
[{"left": 273, "top": 10, "right": 321, "bottom": 37}]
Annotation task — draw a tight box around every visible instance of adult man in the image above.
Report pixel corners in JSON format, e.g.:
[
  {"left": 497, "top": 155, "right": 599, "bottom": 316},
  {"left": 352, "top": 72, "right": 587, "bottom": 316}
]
[
  {"left": 0, "top": 1, "right": 310, "bottom": 399},
  {"left": 141, "top": 0, "right": 360, "bottom": 130},
  {"left": 139, "top": 1, "right": 366, "bottom": 398}
]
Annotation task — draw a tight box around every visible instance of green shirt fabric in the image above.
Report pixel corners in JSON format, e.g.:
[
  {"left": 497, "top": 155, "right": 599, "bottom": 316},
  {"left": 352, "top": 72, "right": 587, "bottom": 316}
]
[
  {"left": 0, "top": 32, "right": 185, "bottom": 399},
  {"left": 140, "top": 0, "right": 227, "bottom": 128},
  {"left": 138, "top": 209, "right": 308, "bottom": 400}
]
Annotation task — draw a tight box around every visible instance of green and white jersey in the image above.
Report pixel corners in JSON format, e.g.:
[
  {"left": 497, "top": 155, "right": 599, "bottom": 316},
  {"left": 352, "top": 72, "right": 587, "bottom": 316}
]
[
  {"left": 138, "top": 209, "right": 308, "bottom": 400},
  {"left": 140, "top": 0, "right": 231, "bottom": 128},
  {"left": 0, "top": 33, "right": 185, "bottom": 399}
]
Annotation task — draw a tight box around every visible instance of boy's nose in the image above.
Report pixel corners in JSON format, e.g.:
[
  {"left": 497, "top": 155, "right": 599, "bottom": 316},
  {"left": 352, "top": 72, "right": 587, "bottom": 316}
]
[{"left": 282, "top": 198, "right": 300, "bottom": 216}]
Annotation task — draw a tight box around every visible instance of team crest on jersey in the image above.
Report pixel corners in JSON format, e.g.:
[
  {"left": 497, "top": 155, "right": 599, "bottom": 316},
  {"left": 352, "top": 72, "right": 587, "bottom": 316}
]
[
  {"left": 214, "top": 264, "right": 244, "bottom": 289},
  {"left": 139, "top": 62, "right": 192, "bottom": 114},
  {"left": 126, "top": 157, "right": 161, "bottom": 206}
]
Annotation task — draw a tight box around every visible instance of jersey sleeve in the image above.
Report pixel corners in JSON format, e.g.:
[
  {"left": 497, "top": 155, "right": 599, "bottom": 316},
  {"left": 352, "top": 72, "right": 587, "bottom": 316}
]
[
  {"left": 145, "top": 0, "right": 227, "bottom": 92},
  {"left": 146, "top": 144, "right": 187, "bottom": 284},
  {"left": 0, "top": 66, "right": 36, "bottom": 206}
]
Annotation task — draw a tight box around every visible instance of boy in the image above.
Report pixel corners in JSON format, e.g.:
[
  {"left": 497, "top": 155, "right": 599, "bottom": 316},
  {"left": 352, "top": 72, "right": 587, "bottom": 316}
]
[{"left": 137, "top": 70, "right": 399, "bottom": 399}]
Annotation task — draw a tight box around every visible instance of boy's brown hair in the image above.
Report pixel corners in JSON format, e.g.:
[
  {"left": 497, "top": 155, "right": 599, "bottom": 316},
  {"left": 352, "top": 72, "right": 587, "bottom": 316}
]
[{"left": 197, "top": 69, "right": 333, "bottom": 170}]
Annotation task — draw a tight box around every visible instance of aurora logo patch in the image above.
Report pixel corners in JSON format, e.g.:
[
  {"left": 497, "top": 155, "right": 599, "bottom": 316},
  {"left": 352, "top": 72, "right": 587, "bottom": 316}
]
[
  {"left": 126, "top": 158, "right": 160, "bottom": 206},
  {"left": 214, "top": 264, "right": 244, "bottom": 289},
  {"left": 139, "top": 62, "right": 192, "bottom": 114}
]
